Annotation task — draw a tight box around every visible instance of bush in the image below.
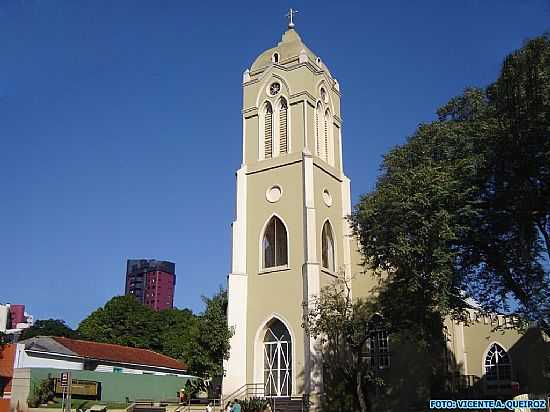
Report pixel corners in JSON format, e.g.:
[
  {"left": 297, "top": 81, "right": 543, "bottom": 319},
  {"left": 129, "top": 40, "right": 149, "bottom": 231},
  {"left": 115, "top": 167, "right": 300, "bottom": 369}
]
[
  {"left": 238, "top": 398, "right": 270, "bottom": 412},
  {"left": 28, "top": 379, "right": 55, "bottom": 408}
]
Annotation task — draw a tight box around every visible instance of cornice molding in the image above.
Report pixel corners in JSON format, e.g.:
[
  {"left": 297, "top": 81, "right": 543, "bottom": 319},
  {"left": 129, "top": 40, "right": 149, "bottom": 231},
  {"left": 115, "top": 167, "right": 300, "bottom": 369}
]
[
  {"left": 245, "top": 62, "right": 340, "bottom": 97},
  {"left": 313, "top": 159, "right": 344, "bottom": 182}
]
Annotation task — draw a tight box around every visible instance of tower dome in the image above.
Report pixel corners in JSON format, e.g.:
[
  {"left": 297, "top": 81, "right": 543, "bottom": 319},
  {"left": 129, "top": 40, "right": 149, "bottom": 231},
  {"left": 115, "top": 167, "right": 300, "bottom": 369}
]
[{"left": 250, "top": 28, "right": 332, "bottom": 77}]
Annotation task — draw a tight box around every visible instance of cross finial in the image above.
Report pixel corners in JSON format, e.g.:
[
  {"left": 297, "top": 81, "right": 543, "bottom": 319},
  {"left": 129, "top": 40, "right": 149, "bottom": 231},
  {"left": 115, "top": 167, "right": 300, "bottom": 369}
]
[{"left": 286, "top": 8, "right": 298, "bottom": 29}]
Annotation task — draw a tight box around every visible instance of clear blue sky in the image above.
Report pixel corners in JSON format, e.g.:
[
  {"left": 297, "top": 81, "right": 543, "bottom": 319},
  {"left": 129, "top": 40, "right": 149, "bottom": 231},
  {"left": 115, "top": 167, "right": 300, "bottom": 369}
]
[{"left": 1, "top": 0, "right": 548, "bottom": 327}]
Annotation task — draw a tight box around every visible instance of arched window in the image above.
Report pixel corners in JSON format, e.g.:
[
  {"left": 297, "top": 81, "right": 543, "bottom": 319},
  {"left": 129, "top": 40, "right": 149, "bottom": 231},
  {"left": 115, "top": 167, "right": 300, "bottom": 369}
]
[
  {"left": 279, "top": 99, "right": 288, "bottom": 155},
  {"left": 321, "top": 221, "right": 335, "bottom": 271},
  {"left": 272, "top": 53, "right": 279, "bottom": 64},
  {"left": 262, "top": 216, "right": 288, "bottom": 268},
  {"left": 484, "top": 343, "right": 512, "bottom": 383},
  {"left": 264, "top": 318, "right": 292, "bottom": 396},
  {"left": 324, "top": 109, "right": 330, "bottom": 163},
  {"left": 264, "top": 102, "right": 273, "bottom": 159},
  {"left": 315, "top": 102, "right": 324, "bottom": 159}
]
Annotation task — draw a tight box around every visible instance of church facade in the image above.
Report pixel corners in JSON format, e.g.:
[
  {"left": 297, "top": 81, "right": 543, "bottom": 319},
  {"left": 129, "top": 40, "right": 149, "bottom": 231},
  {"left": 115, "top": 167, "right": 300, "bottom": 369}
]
[{"left": 223, "top": 20, "right": 550, "bottom": 410}]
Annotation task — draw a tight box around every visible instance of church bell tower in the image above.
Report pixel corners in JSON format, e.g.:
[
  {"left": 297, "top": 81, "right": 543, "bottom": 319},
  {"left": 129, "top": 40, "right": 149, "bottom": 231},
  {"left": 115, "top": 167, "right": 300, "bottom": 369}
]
[{"left": 224, "top": 14, "right": 355, "bottom": 405}]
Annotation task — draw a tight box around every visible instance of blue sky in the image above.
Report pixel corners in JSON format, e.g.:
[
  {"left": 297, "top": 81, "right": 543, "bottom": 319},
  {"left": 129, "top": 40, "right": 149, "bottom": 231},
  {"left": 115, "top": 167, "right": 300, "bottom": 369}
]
[{"left": 1, "top": 0, "right": 548, "bottom": 327}]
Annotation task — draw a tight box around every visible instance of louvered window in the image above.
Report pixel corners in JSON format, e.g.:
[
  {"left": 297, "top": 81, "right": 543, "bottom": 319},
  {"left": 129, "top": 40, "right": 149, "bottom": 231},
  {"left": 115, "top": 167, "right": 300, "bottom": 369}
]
[
  {"left": 324, "top": 110, "right": 330, "bottom": 162},
  {"left": 264, "top": 103, "right": 273, "bottom": 158},
  {"left": 316, "top": 103, "right": 323, "bottom": 158},
  {"left": 279, "top": 99, "right": 288, "bottom": 155}
]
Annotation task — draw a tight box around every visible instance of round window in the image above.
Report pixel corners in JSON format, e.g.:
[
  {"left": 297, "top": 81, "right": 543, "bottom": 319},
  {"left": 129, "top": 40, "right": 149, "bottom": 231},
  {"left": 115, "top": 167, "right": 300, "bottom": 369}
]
[
  {"left": 266, "top": 185, "right": 282, "bottom": 203},
  {"left": 269, "top": 82, "right": 281, "bottom": 96}
]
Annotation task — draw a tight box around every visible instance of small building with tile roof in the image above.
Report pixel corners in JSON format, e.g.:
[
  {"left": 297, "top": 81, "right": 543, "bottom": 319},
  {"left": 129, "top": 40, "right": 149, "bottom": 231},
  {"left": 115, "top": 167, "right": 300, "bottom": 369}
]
[
  {"left": 2, "top": 337, "right": 196, "bottom": 410},
  {"left": 14, "top": 336, "right": 188, "bottom": 376}
]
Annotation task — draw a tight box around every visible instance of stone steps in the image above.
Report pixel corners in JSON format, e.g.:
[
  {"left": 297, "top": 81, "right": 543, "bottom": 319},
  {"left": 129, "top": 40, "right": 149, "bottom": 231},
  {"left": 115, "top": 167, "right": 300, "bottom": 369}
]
[{"left": 270, "top": 398, "right": 303, "bottom": 412}]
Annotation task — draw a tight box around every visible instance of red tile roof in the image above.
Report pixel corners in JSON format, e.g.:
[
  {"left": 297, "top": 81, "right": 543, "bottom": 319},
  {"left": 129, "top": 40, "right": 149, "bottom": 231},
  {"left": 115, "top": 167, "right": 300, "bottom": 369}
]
[{"left": 52, "top": 337, "right": 186, "bottom": 371}]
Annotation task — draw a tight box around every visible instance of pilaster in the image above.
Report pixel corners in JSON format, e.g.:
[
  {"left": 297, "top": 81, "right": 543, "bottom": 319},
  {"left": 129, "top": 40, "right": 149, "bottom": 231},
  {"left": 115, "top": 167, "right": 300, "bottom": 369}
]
[{"left": 301, "top": 149, "right": 323, "bottom": 404}]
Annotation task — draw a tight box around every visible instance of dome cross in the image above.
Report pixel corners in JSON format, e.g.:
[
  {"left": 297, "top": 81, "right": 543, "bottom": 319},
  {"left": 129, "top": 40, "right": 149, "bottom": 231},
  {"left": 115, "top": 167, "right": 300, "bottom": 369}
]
[{"left": 286, "top": 8, "right": 298, "bottom": 29}]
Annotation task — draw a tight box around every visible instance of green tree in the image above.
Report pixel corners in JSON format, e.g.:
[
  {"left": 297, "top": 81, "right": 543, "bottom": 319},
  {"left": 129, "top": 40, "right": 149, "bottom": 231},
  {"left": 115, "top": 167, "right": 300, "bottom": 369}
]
[
  {"left": 0, "top": 331, "right": 7, "bottom": 348},
  {"left": 351, "top": 88, "right": 492, "bottom": 396},
  {"left": 77, "top": 295, "right": 161, "bottom": 350},
  {"left": 157, "top": 308, "right": 198, "bottom": 364},
  {"left": 20, "top": 319, "right": 79, "bottom": 340},
  {"left": 76, "top": 290, "right": 232, "bottom": 381},
  {"left": 463, "top": 35, "right": 550, "bottom": 332},
  {"left": 304, "top": 280, "right": 383, "bottom": 412},
  {"left": 351, "top": 35, "right": 550, "bottom": 346},
  {"left": 185, "top": 289, "right": 232, "bottom": 379}
]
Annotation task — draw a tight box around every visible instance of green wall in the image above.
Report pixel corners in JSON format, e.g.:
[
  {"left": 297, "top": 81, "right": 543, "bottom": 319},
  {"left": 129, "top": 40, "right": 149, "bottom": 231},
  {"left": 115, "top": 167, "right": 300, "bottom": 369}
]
[{"left": 28, "top": 368, "right": 193, "bottom": 403}]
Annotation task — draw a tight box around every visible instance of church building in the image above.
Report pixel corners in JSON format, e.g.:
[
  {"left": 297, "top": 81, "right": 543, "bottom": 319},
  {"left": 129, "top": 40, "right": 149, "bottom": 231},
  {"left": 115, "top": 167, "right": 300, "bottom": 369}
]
[{"left": 223, "top": 15, "right": 550, "bottom": 410}]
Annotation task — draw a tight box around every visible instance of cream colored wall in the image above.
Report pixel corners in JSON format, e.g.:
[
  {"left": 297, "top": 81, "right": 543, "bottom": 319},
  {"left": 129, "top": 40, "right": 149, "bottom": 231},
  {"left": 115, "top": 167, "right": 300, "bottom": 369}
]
[
  {"left": 446, "top": 315, "right": 523, "bottom": 378},
  {"left": 244, "top": 162, "right": 306, "bottom": 393},
  {"left": 313, "top": 162, "right": 345, "bottom": 292},
  {"left": 349, "top": 242, "right": 379, "bottom": 300}
]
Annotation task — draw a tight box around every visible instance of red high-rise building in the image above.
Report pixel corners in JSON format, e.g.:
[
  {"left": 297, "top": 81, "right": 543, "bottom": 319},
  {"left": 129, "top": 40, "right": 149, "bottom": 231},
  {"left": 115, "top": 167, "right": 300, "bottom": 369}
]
[
  {"left": 8, "top": 305, "right": 25, "bottom": 328},
  {"left": 125, "top": 259, "right": 176, "bottom": 311}
]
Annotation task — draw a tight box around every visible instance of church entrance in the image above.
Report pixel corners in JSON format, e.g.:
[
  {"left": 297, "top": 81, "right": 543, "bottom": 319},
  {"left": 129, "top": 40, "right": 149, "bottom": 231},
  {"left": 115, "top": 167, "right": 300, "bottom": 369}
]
[{"left": 263, "top": 318, "right": 292, "bottom": 397}]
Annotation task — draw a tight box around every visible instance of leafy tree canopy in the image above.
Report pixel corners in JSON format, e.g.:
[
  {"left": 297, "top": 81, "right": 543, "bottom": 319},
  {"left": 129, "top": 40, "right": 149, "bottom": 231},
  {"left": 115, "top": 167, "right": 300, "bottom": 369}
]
[
  {"left": 351, "top": 35, "right": 550, "bottom": 335},
  {"left": 185, "top": 289, "right": 232, "bottom": 379},
  {"left": 20, "top": 319, "right": 79, "bottom": 340},
  {"left": 77, "top": 295, "right": 162, "bottom": 350},
  {"left": 77, "top": 290, "right": 232, "bottom": 380}
]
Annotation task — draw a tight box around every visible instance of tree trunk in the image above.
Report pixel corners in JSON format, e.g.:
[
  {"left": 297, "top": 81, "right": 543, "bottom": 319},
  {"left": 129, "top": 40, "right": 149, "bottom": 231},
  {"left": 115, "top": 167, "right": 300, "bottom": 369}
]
[{"left": 356, "top": 368, "right": 368, "bottom": 412}]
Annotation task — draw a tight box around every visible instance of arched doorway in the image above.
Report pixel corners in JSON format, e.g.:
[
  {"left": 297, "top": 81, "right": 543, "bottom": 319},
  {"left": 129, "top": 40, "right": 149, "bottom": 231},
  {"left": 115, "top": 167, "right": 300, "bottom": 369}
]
[{"left": 263, "top": 318, "right": 292, "bottom": 397}]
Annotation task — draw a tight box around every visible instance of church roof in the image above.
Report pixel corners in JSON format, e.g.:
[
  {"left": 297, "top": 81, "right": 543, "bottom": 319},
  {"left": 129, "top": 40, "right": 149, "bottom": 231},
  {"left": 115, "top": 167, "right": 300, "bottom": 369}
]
[{"left": 250, "top": 28, "right": 332, "bottom": 76}]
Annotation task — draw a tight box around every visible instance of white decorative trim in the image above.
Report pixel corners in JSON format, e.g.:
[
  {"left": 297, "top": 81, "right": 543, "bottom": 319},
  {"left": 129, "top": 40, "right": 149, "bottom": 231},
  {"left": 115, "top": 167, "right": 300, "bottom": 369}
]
[
  {"left": 481, "top": 341, "right": 511, "bottom": 374},
  {"left": 243, "top": 69, "right": 251, "bottom": 84},
  {"left": 301, "top": 150, "right": 322, "bottom": 396},
  {"left": 258, "top": 265, "right": 290, "bottom": 275},
  {"left": 341, "top": 176, "right": 353, "bottom": 293},
  {"left": 224, "top": 272, "right": 249, "bottom": 396},
  {"left": 337, "top": 124, "right": 343, "bottom": 174},
  {"left": 461, "top": 322, "right": 468, "bottom": 375},
  {"left": 232, "top": 167, "right": 247, "bottom": 274},
  {"left": 223, "top": 165, "right": 249, "bottom": 397}
]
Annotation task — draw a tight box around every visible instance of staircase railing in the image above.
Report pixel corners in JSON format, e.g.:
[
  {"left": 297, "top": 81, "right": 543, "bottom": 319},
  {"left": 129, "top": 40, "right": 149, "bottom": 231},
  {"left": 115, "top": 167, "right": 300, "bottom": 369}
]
[{"left": 221, "top": 383, "right": 265, "bottom": 407}]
